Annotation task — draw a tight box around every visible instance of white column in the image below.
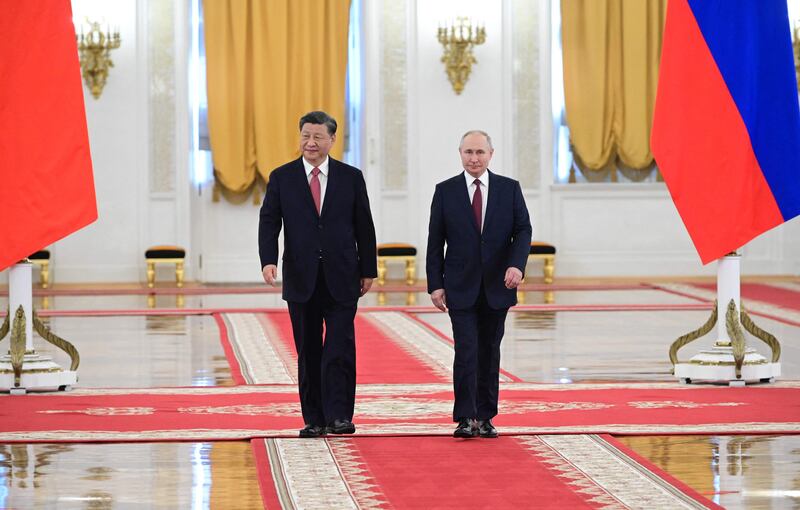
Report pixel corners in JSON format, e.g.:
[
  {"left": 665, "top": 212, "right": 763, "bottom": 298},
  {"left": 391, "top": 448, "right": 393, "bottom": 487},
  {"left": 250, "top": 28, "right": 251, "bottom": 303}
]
[
  {"left": 8, "top": 262, "right": 34, "bottom": 350},
  {"left": 716, "top": 254, "right": 741, "bottom": 342}
]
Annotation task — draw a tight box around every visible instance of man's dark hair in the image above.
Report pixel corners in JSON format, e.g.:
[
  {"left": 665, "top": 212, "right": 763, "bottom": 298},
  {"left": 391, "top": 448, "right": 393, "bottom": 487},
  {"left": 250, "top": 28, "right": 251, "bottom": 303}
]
[{"left": 299, "top": 111, "right": 337, "bottom": 135}]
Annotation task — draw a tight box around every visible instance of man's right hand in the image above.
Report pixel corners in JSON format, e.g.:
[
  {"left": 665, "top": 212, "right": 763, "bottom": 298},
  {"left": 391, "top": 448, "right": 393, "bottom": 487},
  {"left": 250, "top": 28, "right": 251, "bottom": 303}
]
[
  {"left": 262, "top": 264, "right": 278, "bottom": 286},
  {"left": 431, "top": 289, "right": 447, "bottom": 312}
]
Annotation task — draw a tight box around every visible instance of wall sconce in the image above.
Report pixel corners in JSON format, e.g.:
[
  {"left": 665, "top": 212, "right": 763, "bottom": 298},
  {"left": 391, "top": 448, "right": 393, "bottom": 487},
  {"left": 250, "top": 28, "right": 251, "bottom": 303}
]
[
  {"left": 75, "top": 20, "right": 121, "bottom": 99},
  {"left": 437, "top": 17, "right": 486, "bottom": 95}
]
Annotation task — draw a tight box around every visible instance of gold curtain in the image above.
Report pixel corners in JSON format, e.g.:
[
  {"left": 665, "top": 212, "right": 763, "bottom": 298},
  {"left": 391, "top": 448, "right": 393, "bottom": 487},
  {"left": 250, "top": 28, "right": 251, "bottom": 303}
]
[
  {"left": 561, "top": 0, "right": 666, "bottom": 181},
  {"left": 204, "top": 0, "right": 351, "bottom": 196}
]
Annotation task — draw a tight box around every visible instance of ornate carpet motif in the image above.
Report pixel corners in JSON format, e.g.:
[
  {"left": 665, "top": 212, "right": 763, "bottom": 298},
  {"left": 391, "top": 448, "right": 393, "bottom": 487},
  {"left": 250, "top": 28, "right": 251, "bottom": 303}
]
[
  {"left": 519, "top": 435, "right": 713, "bottom": 509},
  {"left": 220, "top": 313, "right": 295, "bottom": 384},
  {"left": 326, "top": 439, "right": 388, "bottom": 509},
  {"left": 254, "top": 436, "right": 720, "bottom": 510},
  {"left": 362, "top": 311, "right": 456, "bottom": 380},
  {"left": 168, "top": 398, "right": 613, "bottom": 419},
  {"left": 6, "top": 383, "right": 800, "bottom": 442},
  {"left": 268, "top": 438, "right": 360, "bottom": 509},
  {"left": 627, "top": 400, "right": 744, "bottom": 409}
]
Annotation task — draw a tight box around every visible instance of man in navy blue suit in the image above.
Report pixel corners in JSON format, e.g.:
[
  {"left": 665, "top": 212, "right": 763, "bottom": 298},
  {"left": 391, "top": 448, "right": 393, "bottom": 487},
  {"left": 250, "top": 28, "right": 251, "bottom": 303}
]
[
  {"left": 426, "top": 130, "right": 532, "bottom": 438},
  {"left": 259, "top": 111, "right": 377, "bottom": 438}
]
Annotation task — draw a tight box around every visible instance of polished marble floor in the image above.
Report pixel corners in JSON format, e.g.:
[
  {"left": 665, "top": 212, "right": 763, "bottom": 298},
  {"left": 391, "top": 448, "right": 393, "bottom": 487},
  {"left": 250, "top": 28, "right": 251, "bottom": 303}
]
[
  {"left": 617, "top": 435, "right": 800, "bottom": 510},
  {"left": 1, "top": 280, "right": 799, "bottom": 508},
  {"left": 0, "top": 442, "right": 262, "bottom": 510}
]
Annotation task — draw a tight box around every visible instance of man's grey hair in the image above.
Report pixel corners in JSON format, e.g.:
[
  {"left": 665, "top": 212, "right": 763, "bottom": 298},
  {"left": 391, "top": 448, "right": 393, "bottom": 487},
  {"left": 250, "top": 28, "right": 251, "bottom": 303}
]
[
  {"left": 299, "top": 111, "right": 337, "bottom": 135},
  {"left": 459, "top": 130, "right": 493, "bottom": 150}
]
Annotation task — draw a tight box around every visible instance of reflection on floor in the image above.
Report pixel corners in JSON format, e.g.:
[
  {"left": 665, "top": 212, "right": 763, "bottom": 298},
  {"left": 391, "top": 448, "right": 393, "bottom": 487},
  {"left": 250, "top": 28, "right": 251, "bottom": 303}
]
[
  {"left": 617, "top": 435, "right": 800, "bottom": 510},
  {"left": 1, "top": 278, "right": 799, "bottom": 508},
  {"left": 0, "top": 442, "right": 262, "bottom": 509}
]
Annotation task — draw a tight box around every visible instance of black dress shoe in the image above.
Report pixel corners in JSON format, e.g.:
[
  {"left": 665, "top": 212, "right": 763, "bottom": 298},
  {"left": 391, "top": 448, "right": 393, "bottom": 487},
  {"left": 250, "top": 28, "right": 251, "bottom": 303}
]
[
  {"left": 299, "top": 424, "right": 326, "bottom": 438},
  {"left": 478, "top": 419, "right": 498, "bottom": 438},
  {"left": 327, "top": 419, "right": 356, "bottom": 435},
  {"left": 453, "top": 418, "right": 478, "bottom": 438}
]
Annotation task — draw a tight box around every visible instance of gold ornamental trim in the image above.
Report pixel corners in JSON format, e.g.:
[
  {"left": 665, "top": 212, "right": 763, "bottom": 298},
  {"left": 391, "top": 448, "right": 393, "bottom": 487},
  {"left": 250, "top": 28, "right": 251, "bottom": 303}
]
[
  {"left": 688, "top": 358, "right": 768, "bottom": 367},
  {"left": 0, "top": 367, "right": 68, "bottom": 375},
  {"left": 741, "top": 308, "right": 781, "bottom": 362},
  {"left": 669, "top": 299, "right": 717, "bottom": 369},
  {"left": 33, "top": 310, "right": 80, "bottom": 371},
  {"left": 0, "top": 308, "right": 8, "bottom": 340},
  {"left": 726, "top": 299, "right": 747, "bottom": 379},
  {"left": 10, "top": 306, "right": 26, "bottom": 387}
]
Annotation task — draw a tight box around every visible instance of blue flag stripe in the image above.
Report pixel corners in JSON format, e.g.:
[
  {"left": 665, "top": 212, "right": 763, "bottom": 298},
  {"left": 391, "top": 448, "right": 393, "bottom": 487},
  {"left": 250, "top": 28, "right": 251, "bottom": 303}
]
[{"left": 687, "top": 0, "right": 800, "bottom": 220}]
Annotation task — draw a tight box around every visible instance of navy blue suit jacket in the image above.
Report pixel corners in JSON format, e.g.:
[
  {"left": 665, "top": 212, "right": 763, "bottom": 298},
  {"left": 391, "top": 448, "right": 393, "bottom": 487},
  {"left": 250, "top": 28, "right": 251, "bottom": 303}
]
[
  {"left": 426, "top": 171, "right": 532, "bottom": 310},
  {"left": 259, "top": 157, "right": 377, "bottom": 303}
]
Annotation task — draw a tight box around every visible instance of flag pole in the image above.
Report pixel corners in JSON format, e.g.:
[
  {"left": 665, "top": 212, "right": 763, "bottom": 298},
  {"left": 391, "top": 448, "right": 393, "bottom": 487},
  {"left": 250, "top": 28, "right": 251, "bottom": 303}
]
[
  {"left": 0, "top": 261, "right": 79, "bottom": 394},
  {"left": 672, "top": 252, "right": 781, "bottom": 386}
]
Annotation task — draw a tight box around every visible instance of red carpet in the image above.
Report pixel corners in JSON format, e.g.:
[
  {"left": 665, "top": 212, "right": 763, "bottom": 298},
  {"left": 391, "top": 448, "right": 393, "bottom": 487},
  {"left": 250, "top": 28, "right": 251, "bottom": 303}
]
[
  {"left": 694, "top": 282, "right": 800, "bottom": 311},
  {"left": 266, "top": 312, "right": 449, "bottom": 384},
  {"left": 3, "top": 382, "right": 800, "bottom": 442},
  {"left": 252, "top": 434, "right": 722, "bottom": 509}
]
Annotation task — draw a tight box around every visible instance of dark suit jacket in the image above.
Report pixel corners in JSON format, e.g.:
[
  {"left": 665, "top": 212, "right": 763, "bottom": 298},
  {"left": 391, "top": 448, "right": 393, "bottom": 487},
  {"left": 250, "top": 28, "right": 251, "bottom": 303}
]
[
  {"left": 426, "top": 170, "right": 532, "bottom": 310},
  {"left": 259, "top": 157, "right": 377, "bottom": 303}
]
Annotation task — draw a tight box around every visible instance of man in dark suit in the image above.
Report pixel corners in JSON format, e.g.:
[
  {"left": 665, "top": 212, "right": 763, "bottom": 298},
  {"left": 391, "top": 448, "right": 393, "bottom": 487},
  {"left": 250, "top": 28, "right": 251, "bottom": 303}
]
[
  {"left": 426, "top": 130, "right": 532, "bottom": 439},
  {"left": 259, "top": 111, "right": 377, "bottom": 438}
]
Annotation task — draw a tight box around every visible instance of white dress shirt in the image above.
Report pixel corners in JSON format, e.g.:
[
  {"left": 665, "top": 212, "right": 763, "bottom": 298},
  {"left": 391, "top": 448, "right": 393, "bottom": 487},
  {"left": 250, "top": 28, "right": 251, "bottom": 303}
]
[
  {"left": 303, "top": 156, "right": 329, "bottom": 209},
  {"left": 464, "top": 170, "right": 489, "bottom": 232}
]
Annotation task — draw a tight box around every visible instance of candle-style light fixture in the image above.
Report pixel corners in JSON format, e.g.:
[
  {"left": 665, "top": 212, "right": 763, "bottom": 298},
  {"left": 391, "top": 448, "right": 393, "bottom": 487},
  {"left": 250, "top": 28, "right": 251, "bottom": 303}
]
[
  {"left": 437, "top": 17, "right": 486, "bottom": 95},
  {"left": 75, "top": 20, "right": 121, "bottom": 99}
]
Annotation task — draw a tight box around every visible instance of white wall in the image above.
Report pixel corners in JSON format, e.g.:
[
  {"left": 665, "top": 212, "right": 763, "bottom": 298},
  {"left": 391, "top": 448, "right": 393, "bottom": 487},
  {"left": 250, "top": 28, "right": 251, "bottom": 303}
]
[
  {"left": 55, "top": 0, "right": 146, "bottom": 283},
  {"left": 7, "top": 0, "right": 795, "bottom": 286}
]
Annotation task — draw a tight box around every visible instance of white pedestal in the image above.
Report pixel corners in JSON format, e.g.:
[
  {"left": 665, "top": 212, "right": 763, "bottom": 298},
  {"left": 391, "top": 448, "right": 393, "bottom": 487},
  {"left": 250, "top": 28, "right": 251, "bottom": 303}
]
[
  {"left": 674, "top": 343, "right": 781, "bottom": 386},
  {"left": 1, "top": 262, "right": 77, "bottom": 394},
  {"left": 673, "top": 253, "right": 779, "bottom": 385}
]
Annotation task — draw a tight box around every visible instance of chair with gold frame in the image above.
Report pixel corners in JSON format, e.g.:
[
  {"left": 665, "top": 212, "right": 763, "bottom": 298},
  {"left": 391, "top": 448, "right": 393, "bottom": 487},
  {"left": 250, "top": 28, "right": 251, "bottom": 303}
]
[
  {"left": 527, "top": 241, "right": 556, "bottom": 284},
  {"left": 29, "top": 250, "right": 51, "bottom": 289},
  {"left": 376, "top": 243, "right": 417, "bottom": 286},
  {"left": 145, "top": 245, "right": 186, "bottom": 288}
]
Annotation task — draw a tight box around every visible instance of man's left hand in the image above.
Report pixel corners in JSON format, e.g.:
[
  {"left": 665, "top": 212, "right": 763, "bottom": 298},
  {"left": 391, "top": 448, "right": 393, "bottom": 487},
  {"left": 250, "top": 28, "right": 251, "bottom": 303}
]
[
  {"left": 360, "top": 278, "right": 374, "bottom": 296},
  {"left": 504, "top": 267, "right": 523, "bottom": 289}
]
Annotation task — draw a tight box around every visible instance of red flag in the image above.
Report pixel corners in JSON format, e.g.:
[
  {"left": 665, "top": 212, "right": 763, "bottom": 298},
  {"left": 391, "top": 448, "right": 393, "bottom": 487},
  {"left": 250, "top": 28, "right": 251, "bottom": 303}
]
[
  {"left": 651, "top": 0, "right": 800, "bottom": 264},
  {"left": 0, "top": 1, "right": 97, "bottom": 271}
]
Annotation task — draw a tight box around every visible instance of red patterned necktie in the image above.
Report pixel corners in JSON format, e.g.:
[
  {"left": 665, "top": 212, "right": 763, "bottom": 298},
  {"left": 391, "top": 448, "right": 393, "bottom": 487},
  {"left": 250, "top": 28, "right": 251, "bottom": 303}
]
[
  {"left": 472, "top": 178, "right": 482, "bottom": 232},
  {"left": 310, "top": 167, "right": 321, "bottom": 215}
]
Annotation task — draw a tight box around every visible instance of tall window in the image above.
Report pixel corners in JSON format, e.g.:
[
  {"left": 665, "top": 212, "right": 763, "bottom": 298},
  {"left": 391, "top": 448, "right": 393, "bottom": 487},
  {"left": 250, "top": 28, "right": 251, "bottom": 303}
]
[
  {"left": 551, "top": 3, "right": 661, "bottom": 184},
  {"left": 189, "top": 0, "right": 364, "bottom": 187},
  {"left": 343, "top": 0, "right": 363, "bottom": 168},
  {"left": 551, "top": 3, "right": 572, "bottom": 184},
  {"left": 190, "top": 0, "right": 211, "bottom": 186}
]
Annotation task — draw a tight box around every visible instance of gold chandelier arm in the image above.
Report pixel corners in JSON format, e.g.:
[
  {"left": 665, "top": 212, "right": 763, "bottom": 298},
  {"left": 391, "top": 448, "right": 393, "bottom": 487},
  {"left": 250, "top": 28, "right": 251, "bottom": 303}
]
[
  {"left": 668, "top": 299, "right": 717, "bottom": 370},
  {"left": 726, "top": 299, "right": 746, "bottom": 380},
  {"left": 33, "top": 310, "right": 80, "bottom": 371},
  {"left": 0, "top": 306, "right": 9, "bottom": 341},
  {"left": 741, "top": 308, "right": 781, "bottom": 363},
  {"left": 10, "top": 306, "right": 26, "bottom": 387}
]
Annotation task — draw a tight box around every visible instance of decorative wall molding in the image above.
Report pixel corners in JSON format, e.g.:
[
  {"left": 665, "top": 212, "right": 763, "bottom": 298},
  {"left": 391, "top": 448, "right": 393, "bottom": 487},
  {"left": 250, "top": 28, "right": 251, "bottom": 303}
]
[
  {"left": 149, "top": 0, "right": 176, "bottom": 195},
  {"left": 381, "top": 0, "right": 408, "bottom": 191},
  {"left": 549, "top": 184, "right": 796, "bottom": 276},
  {"left": 512, "top": 0, "right": 540, "bottom": 190}
]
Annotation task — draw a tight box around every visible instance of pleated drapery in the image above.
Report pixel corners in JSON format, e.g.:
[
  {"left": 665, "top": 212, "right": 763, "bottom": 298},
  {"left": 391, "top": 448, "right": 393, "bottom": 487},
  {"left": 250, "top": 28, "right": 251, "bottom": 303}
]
[
  {"left": 561, "top": 0, "right": 666, "bottom": 181},
  {"left": 204, "top": 0, "right": 351, "bottom": 198}
]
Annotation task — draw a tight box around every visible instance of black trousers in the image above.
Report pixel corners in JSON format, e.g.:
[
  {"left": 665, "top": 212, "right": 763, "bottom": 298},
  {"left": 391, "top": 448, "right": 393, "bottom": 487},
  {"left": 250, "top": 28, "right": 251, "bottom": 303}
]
[
  {"left": 448, "top": 287, "right": 508, "bottom": 422},
  {"left": 287, "top": 266, "right": 357, "bottom": 426}
]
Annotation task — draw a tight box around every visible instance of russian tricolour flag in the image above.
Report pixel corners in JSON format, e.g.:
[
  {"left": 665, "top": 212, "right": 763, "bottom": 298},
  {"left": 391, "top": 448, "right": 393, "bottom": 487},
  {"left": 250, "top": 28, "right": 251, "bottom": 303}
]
[{"left": 652, "top": 0, "right": 800, "bottom": 264}]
